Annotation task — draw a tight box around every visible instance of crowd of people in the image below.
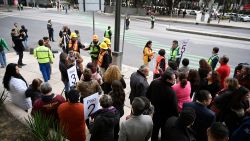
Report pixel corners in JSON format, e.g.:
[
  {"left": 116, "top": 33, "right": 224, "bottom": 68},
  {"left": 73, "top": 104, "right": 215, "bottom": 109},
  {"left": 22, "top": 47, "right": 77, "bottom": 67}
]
[{"left": 1, "top": 22, "right": 250, "bottom": 141}]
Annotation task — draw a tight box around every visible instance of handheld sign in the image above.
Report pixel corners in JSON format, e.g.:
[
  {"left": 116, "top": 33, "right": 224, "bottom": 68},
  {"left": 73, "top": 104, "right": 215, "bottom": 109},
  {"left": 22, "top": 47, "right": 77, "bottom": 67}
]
[
  {"left": 178, "top": 39, "right": 189, "bottom": 68},
  {"left": 83, "top": 93, "right": 100, "bottom": 119},
  {"left": 67, "top": 65, "right": 79, "bottom": 87}
]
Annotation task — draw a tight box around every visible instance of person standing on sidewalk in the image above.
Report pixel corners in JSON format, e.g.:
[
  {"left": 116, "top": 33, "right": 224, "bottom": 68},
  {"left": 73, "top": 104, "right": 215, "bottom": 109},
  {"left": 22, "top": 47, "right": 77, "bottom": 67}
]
[
  {"left": 150, "top": 13, "right": 155, "bottom": 29},
  {"left": 104, "top": 26, "right": 112, "bottom": 40},
  {"left": 47, "top": 19, "right": 55, "bottom": 42},
  {"left": 84, "top": 35, "right": 100, "bottom": 66},
  {"left": 0, "top": 37, "right": 9, "bottom": 68},
  {"left": 129, "top": 65, "right": 149, "bottom": 104},
  {"left": 216, "top": 55, "right": 231, "bottom": 89},
  {"left": 97, "top": 42, "right": 112, "bottom": 75},
  {"left": 208, "top": 47, "right": 220, "bottom": 71},
  {"left": 146, "top": 70, "right": 178, "bottom": 141},
  {"left": 143, "top": 40, "right": 155, "bottom": 65},
  {"left": 67, "top": 32, "right": 85, "bottom": 54},
  {"left": 34, "top": 40, "right": 54, "bottom": 82},
  {"left": 11, "top": 29, "right": 26, "bottom": 68},
  {"left": 20, "top": 25, "right": 29, "bottom": 49}
]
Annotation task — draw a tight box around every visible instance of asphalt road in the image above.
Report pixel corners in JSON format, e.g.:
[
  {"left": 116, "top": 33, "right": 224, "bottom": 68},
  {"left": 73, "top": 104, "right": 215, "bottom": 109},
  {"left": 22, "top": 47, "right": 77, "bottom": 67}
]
[{"left": 0, "top": 9, "right": 250, "bottom": 74}]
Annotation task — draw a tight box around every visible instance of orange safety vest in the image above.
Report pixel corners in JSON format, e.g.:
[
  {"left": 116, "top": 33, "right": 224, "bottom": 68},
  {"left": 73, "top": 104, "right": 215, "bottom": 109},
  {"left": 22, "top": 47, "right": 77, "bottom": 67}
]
[
  {"left": 97, "top": 51, "right": 107, "bottom": 66},
  {"left": 68, "top": 40, "right": 79, "bottom": 52},
  {"left": 154, "top": 56, "right": 166, "bottom": 74}
]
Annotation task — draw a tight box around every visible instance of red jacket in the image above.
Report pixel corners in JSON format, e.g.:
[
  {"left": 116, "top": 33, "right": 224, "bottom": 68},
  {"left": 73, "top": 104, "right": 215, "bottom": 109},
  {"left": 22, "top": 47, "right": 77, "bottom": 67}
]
[
  {"left": 32, "top": 94, "right": 65, "bottom": 120},
  {"left": 58, "top": 102, "right": 86, "bottom": 141},
  {"left": 216, "top": 64, "right": 231, "bottom": 89}
]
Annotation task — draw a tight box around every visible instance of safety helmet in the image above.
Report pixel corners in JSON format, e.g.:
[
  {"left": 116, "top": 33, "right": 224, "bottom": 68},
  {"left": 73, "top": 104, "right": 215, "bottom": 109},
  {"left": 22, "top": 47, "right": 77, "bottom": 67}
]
[
  {"left": 99, "top": 42, "right": 108, "bottom": 50},
  {"left": 70, "top": 32, "right": 78, "bottom": 38},
  {"left": 93, "top": 35, "right": 99, "bottom": 40},
  {"left": 104, "top": 38, "right": 111, "bottom": 45}
]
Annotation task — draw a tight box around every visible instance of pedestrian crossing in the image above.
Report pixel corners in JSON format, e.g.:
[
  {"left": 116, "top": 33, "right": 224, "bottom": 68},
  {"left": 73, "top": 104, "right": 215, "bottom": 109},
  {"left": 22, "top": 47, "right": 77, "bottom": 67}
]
[{"left": 0, "top": 10, "right": 236, "bottom": 76}]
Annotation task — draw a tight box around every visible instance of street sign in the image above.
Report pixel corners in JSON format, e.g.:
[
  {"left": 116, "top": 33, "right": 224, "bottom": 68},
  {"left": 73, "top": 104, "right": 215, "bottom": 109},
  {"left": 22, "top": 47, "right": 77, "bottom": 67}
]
[
  {"left": 84, "top": 0, "right": 104, "bottom": 11},
  {"left": 83, "top": 93, "right": 100, "bottom": 119},
  {"left": 67, "top": 65, "right": 79, "bottom": 87}
]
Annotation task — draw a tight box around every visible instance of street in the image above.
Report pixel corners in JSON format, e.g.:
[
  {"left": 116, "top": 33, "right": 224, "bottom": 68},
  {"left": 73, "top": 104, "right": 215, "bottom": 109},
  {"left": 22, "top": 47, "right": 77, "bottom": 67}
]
[{"left": 1, "top": 8, "right": 250, "bottom": 74}]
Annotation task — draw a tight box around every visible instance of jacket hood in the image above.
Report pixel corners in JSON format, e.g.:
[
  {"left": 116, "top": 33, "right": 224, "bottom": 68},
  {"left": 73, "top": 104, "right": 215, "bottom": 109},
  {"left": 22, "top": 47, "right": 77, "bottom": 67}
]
[{"left": 92, "top": 106, "right": 119, "bottom": 126}]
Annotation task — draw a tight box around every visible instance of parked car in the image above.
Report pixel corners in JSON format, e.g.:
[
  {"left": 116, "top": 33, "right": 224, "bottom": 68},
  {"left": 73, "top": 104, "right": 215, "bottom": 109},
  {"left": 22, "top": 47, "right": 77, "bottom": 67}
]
[
  {"left": 189, "top": 10, "right": 197, "bottom": 15},
  {"left": 240, "top": 15, "right": 250, "bottom": 22}
]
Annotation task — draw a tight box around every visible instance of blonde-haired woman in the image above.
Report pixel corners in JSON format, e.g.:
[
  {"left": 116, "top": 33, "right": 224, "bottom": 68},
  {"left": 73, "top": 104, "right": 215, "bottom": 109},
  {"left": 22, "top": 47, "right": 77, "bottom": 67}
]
[{"left": 101, "top": 65, "right": 126, "bottom": 94}]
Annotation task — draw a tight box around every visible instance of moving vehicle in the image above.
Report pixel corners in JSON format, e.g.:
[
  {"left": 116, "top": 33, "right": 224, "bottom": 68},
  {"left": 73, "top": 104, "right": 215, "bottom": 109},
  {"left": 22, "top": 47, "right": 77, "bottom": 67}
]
[{"left": 240, "top": 15, "right": 250, "bottom": 22}]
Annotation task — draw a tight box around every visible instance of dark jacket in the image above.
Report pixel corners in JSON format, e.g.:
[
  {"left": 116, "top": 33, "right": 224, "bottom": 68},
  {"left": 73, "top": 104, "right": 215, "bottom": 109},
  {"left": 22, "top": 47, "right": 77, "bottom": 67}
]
[
  {"left": 231, "top": 117, "right": 250, "bottom": 141},
  {"left": 25, "top": 85, "right": 42, "bottom": 105},
  {"left": 163, "top": 117, "right": 196, "bottom": 141},
  {"left": 90, "top": 106, "right": 120, "bottom": 141},
  {"left": 202, "top": 81, "right": 221, "bottom": 99},
  {"left": 100, "top": 51, "right": 112, "bottom": 70},
  {"left": 237, "top": 74, "right": 250, "bottom": 90},
  {"left": 129, "top": 70, "right": 149, "bottom": 103},
  {"left": 101, "top": 77, "right": 126, "bottom": 94},
  {"left": 146, "top": 79, "right": 178, "bottom": 119},
  {"left": 59, "top": 61, "right": 72, "bottom": 83},
  {"left": 183, "top": 102, "right": 216, "bottom": 141},
  {"left": 12, "top": 35, "right": 25, "bottom": 52}
]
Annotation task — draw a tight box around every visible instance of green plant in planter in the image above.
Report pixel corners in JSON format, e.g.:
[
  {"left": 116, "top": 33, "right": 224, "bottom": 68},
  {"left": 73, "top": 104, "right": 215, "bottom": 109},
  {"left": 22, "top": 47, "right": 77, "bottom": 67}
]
[
  {"left": 26, "top": 112, "right": 66, "bottom": 141},
  {"left": 0, "top": 89, "right": 8, "bottom": 106}
]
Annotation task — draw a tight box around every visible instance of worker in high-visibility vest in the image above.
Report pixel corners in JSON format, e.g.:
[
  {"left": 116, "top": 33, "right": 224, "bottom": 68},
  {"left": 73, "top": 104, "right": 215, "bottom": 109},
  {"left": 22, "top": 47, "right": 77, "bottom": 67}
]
[
  {"left": 169, "top": 40, "right": 181, "bottom": 67},
  {"left": 34, "top": 40, "right": 54, "bottom": 82},
  {"left": 104, "top": 26, "right": 112, "bottom": 40},
  {"left": 84, "top": 35, "right": 100, "bottom": 66},
  {"left": 67, "top": 32, "right": 84, "bottom": 54},
  {"left": 208, "top": 47, "right": 219, "bottom": 70},
  {"left": 97, "top": 42, "right": 112, "bottom": 75}
]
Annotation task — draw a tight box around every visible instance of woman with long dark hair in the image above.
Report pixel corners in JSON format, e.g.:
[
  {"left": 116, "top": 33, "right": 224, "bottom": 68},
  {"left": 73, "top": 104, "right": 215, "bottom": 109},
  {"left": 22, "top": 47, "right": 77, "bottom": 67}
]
[
  {"left": 143, "top": 40, "right": 155, "bottom": 65},
  {"left": 203, "top": 71, "right": 221, "bottom": 99},
  {"left": 172, "top": 72, "right": 191, "bottom": 112},
  {"left": 187, "top": 69, "right": 200, "bottom": 98},
  {"left": 2, "top": 63, "right": 32, "bottom": 111},
  {"left": 109, "top": 80, "right": 125, "bottom": 140}
]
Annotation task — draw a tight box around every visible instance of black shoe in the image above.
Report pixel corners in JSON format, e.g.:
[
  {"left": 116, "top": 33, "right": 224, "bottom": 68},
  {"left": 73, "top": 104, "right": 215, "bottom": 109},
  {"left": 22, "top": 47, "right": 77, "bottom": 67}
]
[
  {"left": 18, "top": 65, "right": 22, "bottom": 68},
  {"left": 21, "top": 64, "right": 26, "bottom": 66}
]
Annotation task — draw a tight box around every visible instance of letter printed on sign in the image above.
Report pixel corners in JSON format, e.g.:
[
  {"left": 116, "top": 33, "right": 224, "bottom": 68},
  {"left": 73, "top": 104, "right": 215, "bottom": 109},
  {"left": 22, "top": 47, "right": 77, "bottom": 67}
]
[
  {"left": 83, "top": 93, "right": 100, "bottom": 119},
  {"left": 67, "top": 65, "right": 79, "bottom": 87}
]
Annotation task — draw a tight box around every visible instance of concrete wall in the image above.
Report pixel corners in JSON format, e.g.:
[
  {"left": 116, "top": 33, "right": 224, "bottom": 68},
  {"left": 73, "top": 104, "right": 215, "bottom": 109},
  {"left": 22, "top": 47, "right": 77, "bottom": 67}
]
[{"left": 105, "top": 6, "right": 146, "bottom": 16}]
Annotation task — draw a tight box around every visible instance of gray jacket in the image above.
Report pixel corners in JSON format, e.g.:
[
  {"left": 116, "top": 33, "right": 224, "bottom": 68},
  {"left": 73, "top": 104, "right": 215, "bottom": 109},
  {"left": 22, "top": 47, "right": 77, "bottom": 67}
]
[{"left": 119, "top": 115, "right": 153, "bottom": 141}]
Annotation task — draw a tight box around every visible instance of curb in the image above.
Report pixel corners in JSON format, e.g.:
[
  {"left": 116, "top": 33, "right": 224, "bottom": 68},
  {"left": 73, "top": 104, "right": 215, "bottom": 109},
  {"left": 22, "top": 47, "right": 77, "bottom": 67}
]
[
  {"left": 96, "top": 12, "right": 250, "bottom": 30},
  {"left": 135, "top": 17, "right": 250, "bottom": 30},
  {"left": 166, "top": 28, "right": 250, "bottom": 42}
]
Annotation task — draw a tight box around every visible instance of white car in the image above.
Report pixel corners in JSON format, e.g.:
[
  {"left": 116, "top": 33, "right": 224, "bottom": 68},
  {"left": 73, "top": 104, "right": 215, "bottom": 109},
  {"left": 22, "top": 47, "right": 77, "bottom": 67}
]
[{"left": 240, "top": 15, "right": 250, "bottom": 22}]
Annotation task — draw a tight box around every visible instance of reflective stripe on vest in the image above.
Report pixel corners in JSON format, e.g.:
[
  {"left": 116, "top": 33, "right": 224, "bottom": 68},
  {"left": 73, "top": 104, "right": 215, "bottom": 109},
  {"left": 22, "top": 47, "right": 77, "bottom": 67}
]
[
  {"left": 97, "top": 51, "right": 107, "bottom": 66},
  {"left": 68, "top": 40, "right": 79, "bottom": 52},
  {"left": 105, "top": 30, "right": 110, "bottom": 38},
  {"left": 170, "top": 47, "right": 179, "bottom": 61},
  {"left": 154, "top": 56, "right": 165, "bottom": 74},
  {"left": 35, "top": 46, "right": 50, "bottom": 63},
  {"left": 208, "top": 54, "right": 219, "bottom": 65},
  {"left": 90, "top": 42, "right": 100, "bottom": 58}
]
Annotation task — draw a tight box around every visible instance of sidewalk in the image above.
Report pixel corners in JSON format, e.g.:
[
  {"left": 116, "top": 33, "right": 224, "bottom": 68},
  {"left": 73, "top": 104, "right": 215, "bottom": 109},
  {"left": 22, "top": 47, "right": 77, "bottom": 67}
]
[
  {"left": 0, "top": 51, "right": 153, "bottom": 139},
  {"left": 98, "top": 12, "right": 250, "bottom": 41}
]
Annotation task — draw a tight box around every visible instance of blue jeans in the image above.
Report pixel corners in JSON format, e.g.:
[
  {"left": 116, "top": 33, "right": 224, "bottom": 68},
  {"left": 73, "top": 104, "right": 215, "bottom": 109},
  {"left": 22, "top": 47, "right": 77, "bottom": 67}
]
[
  {"left": 39, "top": 63, "right": 50, "bottom": 82},
  {"left": 22, "top": 38, "right": 28, "bottom": 49},
  {"left": 0, "top": 51, "right": 6, "bottom": 66}
]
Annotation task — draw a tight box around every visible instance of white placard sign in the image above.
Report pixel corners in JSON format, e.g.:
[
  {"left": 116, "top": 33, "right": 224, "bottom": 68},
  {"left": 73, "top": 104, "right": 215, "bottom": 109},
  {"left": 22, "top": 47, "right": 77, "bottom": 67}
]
[
  {"left": 83, "top": 93, "right": 100, "bottom": 119},
  {"left": 180, "top": 39, "right": 189, "bottom": 54},
  {"left": 67, "top": 65, "right": 79, "bottom": 87}
]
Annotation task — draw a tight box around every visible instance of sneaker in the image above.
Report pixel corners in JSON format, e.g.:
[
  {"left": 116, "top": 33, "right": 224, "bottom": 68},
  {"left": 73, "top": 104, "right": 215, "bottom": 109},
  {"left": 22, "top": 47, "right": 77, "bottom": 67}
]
[
  {"left": 21, "top": 64, "right": 26, "bottom": 66},
  {"left": 1, "top": 65, "right": 5, "bottom": 68},
  {"left": 18, "top": 65, "right": 22, "bottom": 68}
]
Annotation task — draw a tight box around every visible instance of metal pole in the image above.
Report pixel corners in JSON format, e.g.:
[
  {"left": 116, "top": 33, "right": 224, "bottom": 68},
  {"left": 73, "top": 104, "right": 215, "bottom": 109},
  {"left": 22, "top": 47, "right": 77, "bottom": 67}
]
[
  {"left": 93, "top": 11, "right": 95, "bottom": 35},
  {"left": 122, "top": 16, "right": 126, "bottom": 52},
  {"left": 114, "top": 0, "right": 121, "bottom": 52}
]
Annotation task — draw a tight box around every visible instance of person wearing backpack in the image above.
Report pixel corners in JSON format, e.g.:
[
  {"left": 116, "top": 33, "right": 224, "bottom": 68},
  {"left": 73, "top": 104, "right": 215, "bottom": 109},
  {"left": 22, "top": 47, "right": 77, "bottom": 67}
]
[{"left": 0, "top": 37, "right": 9, "bottom": 68}]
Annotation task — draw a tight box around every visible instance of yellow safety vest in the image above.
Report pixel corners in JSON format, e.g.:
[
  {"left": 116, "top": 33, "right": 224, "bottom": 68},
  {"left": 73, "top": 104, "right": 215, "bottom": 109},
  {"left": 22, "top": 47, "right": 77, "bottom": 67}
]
[{"left": 34, "top": 45, "right": 54, "bottom": 64}]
